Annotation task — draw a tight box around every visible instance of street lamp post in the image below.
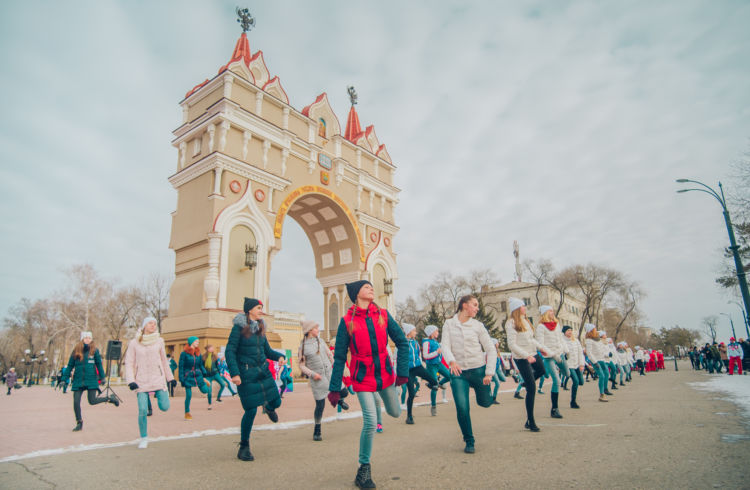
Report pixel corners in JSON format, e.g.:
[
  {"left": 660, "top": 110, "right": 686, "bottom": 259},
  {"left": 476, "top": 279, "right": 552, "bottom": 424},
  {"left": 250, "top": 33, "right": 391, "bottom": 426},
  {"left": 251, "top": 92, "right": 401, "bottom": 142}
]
[
  {"left": 676, "top": 179, "right": 750, "bottom": 333},
  {"left": 729, "top": 300, "right": 750, "bottom": 339},
  {"left": 720, "top": 312, "right": 737, "bottom": 339}
]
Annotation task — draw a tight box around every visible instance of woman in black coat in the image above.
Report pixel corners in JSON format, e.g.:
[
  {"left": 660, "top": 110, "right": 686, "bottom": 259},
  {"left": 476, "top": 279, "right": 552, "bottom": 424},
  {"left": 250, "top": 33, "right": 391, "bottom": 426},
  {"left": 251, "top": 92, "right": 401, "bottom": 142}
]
[
  {"left": 63, "top": 331, "right": 119, "bottom": 431},
  {"left": 226, "top": 298, "right": 286, "bottom": 462}
]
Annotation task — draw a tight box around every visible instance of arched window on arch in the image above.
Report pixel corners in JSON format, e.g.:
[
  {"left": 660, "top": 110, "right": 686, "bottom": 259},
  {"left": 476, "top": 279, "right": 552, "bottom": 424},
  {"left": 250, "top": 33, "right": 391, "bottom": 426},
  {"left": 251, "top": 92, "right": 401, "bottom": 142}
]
[
  {"left": 372, "top": 263, "right": 388, "bottom": 307},
  {"left": 226, "top": 225, "right": 256, "bottom": 310},
  {"left": 328, "top": 300, "right": 339, "bottom": 342}
]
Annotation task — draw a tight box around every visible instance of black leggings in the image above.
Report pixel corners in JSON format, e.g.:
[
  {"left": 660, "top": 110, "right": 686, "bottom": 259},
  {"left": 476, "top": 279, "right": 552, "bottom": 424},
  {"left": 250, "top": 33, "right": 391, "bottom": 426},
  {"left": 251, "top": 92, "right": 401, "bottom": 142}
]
[
  {"left": 314, "top": 398, "right": 325, "bottom": 424},
  {"left": 514, "top": 359, "right": 540, "bottom": 424},
  {"left": 407, "top": 365, "right": 438, "bottom": 417},
  {"left": 73, "top": 389, "right": 108, "bottom": 422}
]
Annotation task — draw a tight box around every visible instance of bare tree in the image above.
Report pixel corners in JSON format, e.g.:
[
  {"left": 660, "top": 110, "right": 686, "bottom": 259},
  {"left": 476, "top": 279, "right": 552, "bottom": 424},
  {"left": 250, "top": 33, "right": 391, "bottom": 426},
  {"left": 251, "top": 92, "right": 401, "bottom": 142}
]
[
  {"left": 523, "top": 259, "right": 554, "bottom": 308},
  {"left": 610, "top": 283, "right": 644, "bottom": 342},
  {"left": 701, "top": 315, "right": 718, "bottom": 343},
  {"left": 136, "top": 272, "right": 171, "bottom": 332},
  {"left": 56, "top": 264, "right": 110, "bottom": 339},
  {"left": 549, "top": 266, "right": 577, "bottom": 317}
]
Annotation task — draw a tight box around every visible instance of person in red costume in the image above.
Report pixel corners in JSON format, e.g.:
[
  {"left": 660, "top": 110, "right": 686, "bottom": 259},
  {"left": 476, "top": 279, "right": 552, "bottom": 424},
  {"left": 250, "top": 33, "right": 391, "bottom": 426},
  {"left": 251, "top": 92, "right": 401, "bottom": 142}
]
[
  {"left": 656, "top": 350, "right": 665, "bottom": 370},
  {"left": 327, "top": 280, "right": 409, "bottom": 489},
  {"left": 647, "top": 350, "right": 657, "bottom": 372}
]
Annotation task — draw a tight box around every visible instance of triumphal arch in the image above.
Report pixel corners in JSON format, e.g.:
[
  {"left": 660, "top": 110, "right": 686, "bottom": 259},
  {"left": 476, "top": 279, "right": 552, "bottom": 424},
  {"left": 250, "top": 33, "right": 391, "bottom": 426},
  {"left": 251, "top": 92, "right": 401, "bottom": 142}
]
[{"left": 162, "top": 11, "right": 400, "bottom": 353}]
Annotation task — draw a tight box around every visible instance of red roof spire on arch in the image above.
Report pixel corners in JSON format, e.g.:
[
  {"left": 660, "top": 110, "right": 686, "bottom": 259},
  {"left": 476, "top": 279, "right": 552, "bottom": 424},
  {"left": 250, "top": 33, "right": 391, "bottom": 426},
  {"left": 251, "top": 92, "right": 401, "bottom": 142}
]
[
  {"left": 344, "top": 104, "right": 363, "bottom": 142},
  {"left": 218, "top": 33, "right": 252, "bottom": 74}
]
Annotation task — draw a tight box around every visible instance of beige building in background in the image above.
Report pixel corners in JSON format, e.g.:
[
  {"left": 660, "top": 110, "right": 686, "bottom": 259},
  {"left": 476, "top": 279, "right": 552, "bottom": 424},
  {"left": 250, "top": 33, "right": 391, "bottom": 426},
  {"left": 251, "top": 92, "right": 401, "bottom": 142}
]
[
  {"left": 481, "top": 281, "right": 587, "bottom": 337},
  {"left": 161, "top": 26, "right": 400, "bottom": 361}
]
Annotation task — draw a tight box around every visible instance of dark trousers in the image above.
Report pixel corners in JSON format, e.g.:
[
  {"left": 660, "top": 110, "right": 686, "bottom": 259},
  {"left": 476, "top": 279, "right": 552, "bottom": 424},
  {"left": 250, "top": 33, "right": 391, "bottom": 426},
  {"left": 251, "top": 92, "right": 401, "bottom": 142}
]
[
  {"left": 407, "top": 365, "right": 438, "bottom": 417},
  {"left": 515, "top": 358, "right": 545, "bottom": 425},
  {"left": 636, "top": 360, "right": 645, "bottom": 375},
  {"left": 449, "top": 366, "right": 493, "bottom": 444},
  {"left": 73, "top": 388, "right": 108, "bottom": 422}
]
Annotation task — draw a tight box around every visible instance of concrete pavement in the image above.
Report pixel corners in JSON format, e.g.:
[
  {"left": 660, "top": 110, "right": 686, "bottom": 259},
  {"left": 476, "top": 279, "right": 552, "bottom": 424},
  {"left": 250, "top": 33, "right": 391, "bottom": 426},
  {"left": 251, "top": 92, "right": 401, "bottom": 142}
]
[{"left": 1, "top": 362, "right": 748, "bottom": 489}]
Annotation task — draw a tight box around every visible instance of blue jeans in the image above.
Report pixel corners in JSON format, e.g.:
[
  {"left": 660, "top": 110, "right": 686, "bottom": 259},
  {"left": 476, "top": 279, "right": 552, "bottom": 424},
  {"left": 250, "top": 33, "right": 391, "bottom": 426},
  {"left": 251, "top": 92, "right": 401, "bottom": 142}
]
[
  {"left": 207, "top": 373, "right": 235, "bottom": 398},
  {"left": 450, "top": 366, "right": 493, "bottom": 444},
  {"left": 138, "top": 390, "right": 169, "bottom": 437},
  {"left": 184, "top": 382, "right": 211, "bottom": 413},
  {"left": 568, "top": 367, "right": 584, "bottom": 401},
  {"left": 541, "top": 357, "right": 570, "bottom": 394},
  {"left": 595, "top": 361, "right": 609, "bottom": 394},
  {"left": 425, "top": 362, "right": 451, "bottom": 406},
  {"left": 357, "top": 385, "right": 400, "bottom": 464}
]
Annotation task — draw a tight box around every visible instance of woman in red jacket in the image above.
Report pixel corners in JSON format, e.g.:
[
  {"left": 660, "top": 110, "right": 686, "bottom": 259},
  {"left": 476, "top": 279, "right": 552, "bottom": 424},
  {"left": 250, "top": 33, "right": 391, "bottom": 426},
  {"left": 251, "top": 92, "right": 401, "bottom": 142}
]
[{"left": 328, "top": 280, "right": 409, "bottom": 489}]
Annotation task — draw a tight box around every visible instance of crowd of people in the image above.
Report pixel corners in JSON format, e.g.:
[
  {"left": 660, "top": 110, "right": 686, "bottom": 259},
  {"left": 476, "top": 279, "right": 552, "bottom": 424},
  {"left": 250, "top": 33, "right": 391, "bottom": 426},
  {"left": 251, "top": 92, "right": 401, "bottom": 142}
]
[
  {"left": 1, "top": 281, "right": 691, "bottom": 489},
  {"left": 689, "top": 338, "right": 749, "bottom": 375}
]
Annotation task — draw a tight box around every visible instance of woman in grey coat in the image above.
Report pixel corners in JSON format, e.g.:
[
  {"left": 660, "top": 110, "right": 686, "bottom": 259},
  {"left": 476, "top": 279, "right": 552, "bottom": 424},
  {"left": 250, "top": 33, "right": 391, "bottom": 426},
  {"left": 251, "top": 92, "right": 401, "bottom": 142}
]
[{"left": 298, "top": 320, "right": 348, "bottom": 441}]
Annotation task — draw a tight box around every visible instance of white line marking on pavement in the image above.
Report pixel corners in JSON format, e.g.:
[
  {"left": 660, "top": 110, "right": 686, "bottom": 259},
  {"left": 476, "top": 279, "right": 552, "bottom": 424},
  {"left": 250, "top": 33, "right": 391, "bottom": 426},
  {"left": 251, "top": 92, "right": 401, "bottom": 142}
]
[{"left": 0, "top": 400, "right": 446, "bottom": 463}]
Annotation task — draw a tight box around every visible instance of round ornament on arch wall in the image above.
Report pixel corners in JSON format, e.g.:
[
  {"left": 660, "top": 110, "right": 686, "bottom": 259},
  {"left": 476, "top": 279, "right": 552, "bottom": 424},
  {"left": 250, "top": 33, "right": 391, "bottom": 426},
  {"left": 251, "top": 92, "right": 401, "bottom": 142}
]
[
  {"left": 384, "top": 237, "right": 391, "bottom": 247},
  {"left": 229, "top": 180, "right": 242, "bottom": 193},
  {"left": 254, "top": 189, "right": 266, "bottom": 202},
  {"left": 370, "top": 232, "right": 378, "bottom": 243}
]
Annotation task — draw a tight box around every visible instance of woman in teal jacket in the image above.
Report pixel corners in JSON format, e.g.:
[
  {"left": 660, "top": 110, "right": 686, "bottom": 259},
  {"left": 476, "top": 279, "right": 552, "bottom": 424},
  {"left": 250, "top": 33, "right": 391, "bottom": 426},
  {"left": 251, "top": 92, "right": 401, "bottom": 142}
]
[
  {"left": 63, "top": 331, "right": 119, "bottom": 431},
  {"left": 179, "top": 336, "right": 212, "bottom": 419},
  {"left": 226, "top": 297, "right": 286, "bottom": 462}
]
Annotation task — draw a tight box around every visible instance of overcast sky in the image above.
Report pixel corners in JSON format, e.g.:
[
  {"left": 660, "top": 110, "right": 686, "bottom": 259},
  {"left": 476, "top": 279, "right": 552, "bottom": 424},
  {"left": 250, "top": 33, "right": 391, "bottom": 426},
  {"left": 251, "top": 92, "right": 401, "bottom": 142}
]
[{"left": 1, "top": 1, "right": 749, "bottom": 342}]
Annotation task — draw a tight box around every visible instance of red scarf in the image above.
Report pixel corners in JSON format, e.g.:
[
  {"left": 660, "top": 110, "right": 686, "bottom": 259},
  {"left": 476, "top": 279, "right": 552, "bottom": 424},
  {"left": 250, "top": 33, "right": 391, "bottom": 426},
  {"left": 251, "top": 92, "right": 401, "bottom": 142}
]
[
  {"left": 543, "top": 321, "right": 557, "bottom": 332},
  {"left": 184, "top": 345, "right": 201, "bottom": 356}
]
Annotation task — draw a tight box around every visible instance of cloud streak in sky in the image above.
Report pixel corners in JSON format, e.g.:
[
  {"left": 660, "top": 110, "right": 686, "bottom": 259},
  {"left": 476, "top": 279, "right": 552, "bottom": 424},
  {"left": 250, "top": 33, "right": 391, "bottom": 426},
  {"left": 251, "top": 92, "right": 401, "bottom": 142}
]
[{"left": 0, "top": 1, "right": 748, "bottom": 340}]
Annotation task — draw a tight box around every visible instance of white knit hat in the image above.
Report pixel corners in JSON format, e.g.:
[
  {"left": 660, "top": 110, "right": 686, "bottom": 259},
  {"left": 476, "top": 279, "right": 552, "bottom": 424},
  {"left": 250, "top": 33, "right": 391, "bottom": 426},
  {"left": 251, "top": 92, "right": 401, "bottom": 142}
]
[
  {"left": 301, "top": 320, "right": 319, "bottom": 335},
  {"left": 509, "top": 297, "right": 525, "bottom": 313},
  {"left": 141, "top": 317, "right": 157, "bottom": 329},
  {"left": 539, "top": 305, "right": 553, "bottom": 316},
  {"left": 80, "top": 331, "right": 93, "bottom": 340},
  {"left": 584, "top": 323, "right": 596, "bottom": 333},
  {"left": 424, "top": 325, "right": 438, "bottom": 337},
  {"left": 599, "top": 330, "right": 607, "bottom": 337},
  {"left": 401, "top": 323, "right": 416, "bottom": 335}
]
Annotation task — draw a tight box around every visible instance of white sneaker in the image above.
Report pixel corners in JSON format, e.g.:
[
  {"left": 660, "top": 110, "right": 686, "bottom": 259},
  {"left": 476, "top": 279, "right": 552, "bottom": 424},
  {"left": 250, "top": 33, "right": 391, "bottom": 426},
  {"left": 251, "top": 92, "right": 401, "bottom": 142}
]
[
  {"left": 137, "top": 438, "right": 148, "bottom": 449},
  {"left": 400, "top": 403, "right": 406, "bottom": 410}
]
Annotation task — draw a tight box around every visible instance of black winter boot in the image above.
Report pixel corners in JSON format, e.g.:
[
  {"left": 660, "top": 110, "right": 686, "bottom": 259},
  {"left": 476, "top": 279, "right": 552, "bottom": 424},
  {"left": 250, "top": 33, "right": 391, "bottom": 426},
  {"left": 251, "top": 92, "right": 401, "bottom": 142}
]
[
  {"left": 237, "top": 441, "right": 254, "bottom": 461},
  {"left": 72, "top": 420, "right": 83, "bottom": 432},
  {"left": 313, "top": 424, "right": 322, "bottom": 441},
  {"left": 550, "top": 392, "right": 563, "bottom": 418},
  {"left": 524, "top": 419, "right": 540, "bottom": 432},
  {"left": 355, "top": 463, "right": 376, "bottom": 488}
]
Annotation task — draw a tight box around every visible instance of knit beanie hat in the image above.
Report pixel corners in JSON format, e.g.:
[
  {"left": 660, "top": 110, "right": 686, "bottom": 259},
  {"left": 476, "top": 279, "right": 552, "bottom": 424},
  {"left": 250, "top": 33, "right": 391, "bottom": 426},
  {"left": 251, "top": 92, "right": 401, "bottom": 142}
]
[
  {"left": 562, "top": 325, "right": 572, "bottom": 333},
  {"left": 730, "top": 337, "right": 736, "bottom": 342},
  {"left": 80, "top": 331, "right": 93, "bottom": 341},
  {"left": 584, "top": 323, "right": 596, "bottom": 333},
  {"left": 599, "top": 330, "right": 607, "bottom": 338},
  {"left": 141, "top": 317, "right": 157, "bottom": 329},
  {"left": 346, "top": 280, "right": 372, "bottom": 304},
  {"left": 401, "top": 323, "right": 416, "bottom": 336},
  {"left": 301, "top": 320, "right": 318, "bottom": 335},
  {"left": 243, "top": 297, "right": 262, "bottom": 314},
  {"left": 424, "top": 325, "right": 438, "bottom": 337},
  {"left": 539, "top": 305, "right": 553, "bottom": 316},
  {"left": 187, "top": 336, "right": 199, "bottom": 346},
  {"left": 508, "top": 297, "right": 525, "bottom": 313}
]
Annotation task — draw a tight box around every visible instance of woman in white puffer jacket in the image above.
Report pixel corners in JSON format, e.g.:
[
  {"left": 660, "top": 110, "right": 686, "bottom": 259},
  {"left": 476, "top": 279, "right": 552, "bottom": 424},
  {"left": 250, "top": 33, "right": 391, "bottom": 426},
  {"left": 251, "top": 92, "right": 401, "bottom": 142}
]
[
  {"left": 562, "top": 326, "right": 584, "bottom": 409},
  {"left": 584, "top": 324, "right": 610, "bottom": 402},
  {"left": 534, "top": 306, "right": 570, "bottom": 419},
  {"left": 505, "top": 298, "right": 550, "bottom": 432}
]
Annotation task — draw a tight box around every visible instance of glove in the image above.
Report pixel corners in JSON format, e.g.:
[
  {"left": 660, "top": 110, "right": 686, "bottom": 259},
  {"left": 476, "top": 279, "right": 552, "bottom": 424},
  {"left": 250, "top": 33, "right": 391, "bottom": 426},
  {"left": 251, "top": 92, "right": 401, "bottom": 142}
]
[
  {"left": 395, "top": 376, "right": 409, "bottom": 386},
  {"left": 128, "top": 382, "right": 138, "bottom": 391},
  {"left": 327, "top": 390, "right": 341, "bottom": 408}
]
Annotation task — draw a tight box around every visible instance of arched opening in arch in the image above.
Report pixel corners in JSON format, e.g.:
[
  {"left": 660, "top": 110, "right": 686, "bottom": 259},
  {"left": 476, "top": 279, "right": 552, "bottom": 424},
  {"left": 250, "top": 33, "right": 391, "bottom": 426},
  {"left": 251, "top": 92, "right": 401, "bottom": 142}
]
[{"left": 271, "top": 190, "right": 364, "bottom": 334}]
